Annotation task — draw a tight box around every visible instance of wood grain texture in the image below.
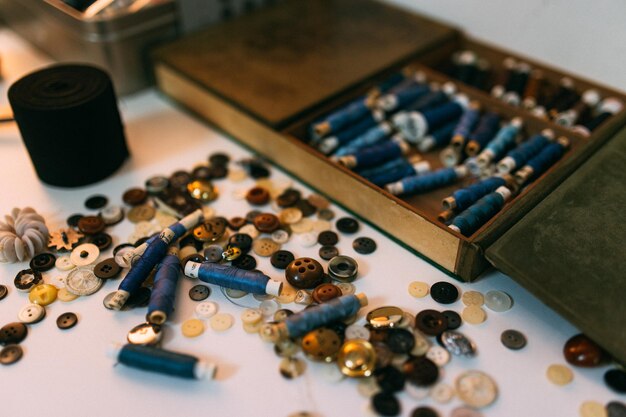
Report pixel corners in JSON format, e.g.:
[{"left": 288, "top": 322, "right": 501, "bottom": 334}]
[{"left": 152, "top": 0, "right": 454, "bottom": 128}]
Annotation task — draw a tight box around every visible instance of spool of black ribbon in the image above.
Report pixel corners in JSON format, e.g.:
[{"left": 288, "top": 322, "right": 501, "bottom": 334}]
[{"left": 8, "top": 64, "right": 129, "bottom": 187}]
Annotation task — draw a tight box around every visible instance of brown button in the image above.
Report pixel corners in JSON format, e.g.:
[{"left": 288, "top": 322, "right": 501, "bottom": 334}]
[
  {"left": 245, "top": 186, "right": 271, "bottom": 206},
  {"left": 253, "top": 213, "right": 280, "bottom": 233},
  {"left": 122, "top": 188, "right": 148, "bottom": 206},
  {"left": 285, "top": 257, "right": 325, "bottom": 289},
  {"left": 312, "top": 283, "right": 342, "bottom": 303},
  {"left": 563, "top": 334, "right": 609, "bottom": 367},
  {"left": 228, "top": 216, "right": 247, "bottom": 230},
  {"left": 193, "top": 218, "right": 227, "bottom": 242},
  {"left": 301, "top": 328, "right": 342, "bottom": 362},
  {"left": 415, "top": 309, "right": 448, "bottom": 336},
  {"left": 276, "top": 188, "right": 301, "bottom": 207},
  {"left": 403, "top": 356, "right": 439, "bottom": 387},
  {"left": 77, "top": 216, "right": 105, "bottom": 235}
]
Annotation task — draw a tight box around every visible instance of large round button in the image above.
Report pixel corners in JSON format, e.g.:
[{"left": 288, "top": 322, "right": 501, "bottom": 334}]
[
  {"left": 327, "top": 255, "right": 358, "bottom": 282},
  {"left": 563, "top": 334, "right": 608, "bottom": 367},
  {"left": 28, "top": 284, "right": 58, "bottom": 306},
  {"left": 77, "top": 215, "right": 106, "bottom": 234},
  {"left": 70, "top": 243, "right": 100, "bottom": 266},
  {"left": 94, "top": 258, "right": 122, "bottom": 279},
  {"left": 0, "top": 322, "right": 28, "bottom": 345},
  {"left": 403, "top": 356, "right": 439, "bottom": 387},
  {"left": 56, "top": 312, "right": 78, "bottom": 330},
  {"left": 285, "top": 257, "right": 324, "bottom": 289},
  {"left": 29, "top": 252, "right": 56, "bottom": 272},
  {"left": 415, "top": 309, "right": 448, "bottom": 336},
  {"left": 253, "top": 213, "right": 280, "bottom": 233},
  {"left": 65, "top": 267, "right": 103, "bottom": 296},
  {"left": 301, "top": 328, "right": 342, "bottom": 362},
  {"left": 14, "top": 269, "right": 43, "bottom": 292},
  {"left": 0, "top": 344, "right": 23, "bottom": 365},
  {"left": 18, "top": 303, "right": 46, "bottom": 324},
  {"left": 455, "top": 370, "right": 498, "bottom": 408},
  {"left": 430, "top": 281, "right": 459, "bottom": 304},
  {"left": 312, "top": 283, "right": 342, "bottom": 303}
]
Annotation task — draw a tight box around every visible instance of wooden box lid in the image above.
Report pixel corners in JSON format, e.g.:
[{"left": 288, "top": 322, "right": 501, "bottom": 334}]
[{"left": 153, "top": 0, "right": 456, "bottom": 128}]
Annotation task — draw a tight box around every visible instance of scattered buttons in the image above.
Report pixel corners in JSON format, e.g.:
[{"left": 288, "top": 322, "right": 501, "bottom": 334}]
[
  {"left": 455, "top": 370, "right": 498, "bottom": 408},
  {"left": 85, "top": 194, "right": 108, "bottom": 210},
  {"left": 210, "top": 313, "right": 234, "bottom": 332},
  {"left": 408, "top": 281, "right": 429, "bottom": 298},
  {"left": 14, "top": 269, "right": 43, "bottom": 292},
  {"left": 94, "top": 258, "right": 122, "bottom": 279},
  {"left": 189, "top": 284, "right": 211, "bottom": 301},
  {"left": 430, "top": 281, "right": 459, "bottom": 304},
  {"left": 0, "top": 322, "right": 28, "bottom": 345},
  {"left": 352, "top": 237, "right": 377, "bottom": 254},
  {"left": 56, "top": 312, "right": 78, "bottom": 330},
  {"left": 500, "top": 329, "right": 527, "bottom": 350},
  {"left": 546, "top": 364, "right": 574, "bottom": 386},
  {"left": 336, "top": 217, "right": 359, "bottom": 234},
  {"left": 461, "top": 305, "right": 486, "bottom": 325},
  {"left": 195, "top": 301, "right": 218, "bottom": 319},
  {"left": 28, "top": 284, "right": 58, "bottom": 306},
  {"left": 0, "top": 344, "right": 23, "bottom": 365},
  {"left": 18, "top": 303, "right": 46, "bottom": 324},
  {"left": 70, "top": 243, "right": 100, "bottom": 266},
  {"left": 182, "top": 318, "right": 205, "bottom": 337},
  {"left": 484, "top": 290, "right": 513, "bottom": 312},
  {"left": 29, "top": 252, "right": 56, "bottom": 272}
]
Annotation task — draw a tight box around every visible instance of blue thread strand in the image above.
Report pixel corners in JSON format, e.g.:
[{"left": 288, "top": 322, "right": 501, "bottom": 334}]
[
  {"left": 367, "top": 164, "right": 418, "bottom": 187},
  {"left": 351, "top": 140, "right": 404, "bottom": 169},
  {"left": 356, "top": 156, "right": 406, "bottom": 177},
  {"left": 399, "top": 167, "right": 459, "bottom": 195},
  {"left": 194, "top": 262, "right": 271, "bottom": 294},
  {"left": 330, "top": 112, "right": 379, "bottom": 148},
  {"left": 147, "top": 252, "right": 181, "bottom": 320},
  {"left": 312, "top": 98, "right": 369, "bottom": 137},
  {"left": 507, "top": 133, "right": 550, "bottom": 168},
  {"left": 453, "top": 107, "right": 481, "bottom": 140},
  {"left": 406, "top": 90, "right": 449, "bottom": 112},
  {"left": 118, "top": 344, "right": 198, "bottom": 379},
  {"left": 451, "top": 176, "right": 506, "bottom": 211},
  {"left": 468, "top": 112, "right": 501, "bottom": 150},
  {"left": 334, "top": 123, "right": 390, "bottom": 156},
  {"left": 485, "top": 123, "right": 520, "bottom": 160},
  {"left": 376, "top": 72, "right": 406, "bottom": 93},
  {"left": 284, "top": 294, "right": 362, "bottom": 338},
  {"left": 526, "top": 142, "right": 567, "bottom": 180},
  {"left": 387, "top": 84, "right": 431, "bottom": 110},
  {"left": 423, "top": 101, "right": 464, "bottom": 133},
  {"left": 451, "top": 192, "right": 505, "bottom": 236},
  {"left": 420, "top": 120, "right": 458, "bottom": 152}
]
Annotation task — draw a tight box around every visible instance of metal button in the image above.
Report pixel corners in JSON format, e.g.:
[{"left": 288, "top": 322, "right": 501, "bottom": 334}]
[
  {"left": 327, "top": 255, "right": 358, "bottom": 282},
  {"left": 345, "top": 324, "right": 370, "bottom": 340},
  {"left": 187, "top": 180, "right": 217, "bottom": 202},
  {"left": 430, "top": 281, "right": 459, "bottom": 304},
  {"left": 352, "top": 237, "right": 377, "bottom": 254},
  {"left": 0, "top": 322, "right": 28, "bottom": 345},
  {"left": 193, "top": 218, "right": 227, "bottom": 242},
  {"left": 441, "top": 330, "right": 477, "bottom": 357},
  {"left": 455, "top": 370, "right": 498, "bottom": 408},
  {"left": 222, "top": 246, "right": 242, "bottom": 261},
  {"left": 367, "top": 306, "right": 404, "bottom": 328},
  {"left": 189, "top": 284, "right": 211, "bottom": 301},
  {"left": 56, "top": 312, "right": 78, "bottom": 330},
  {"left": 484, "top": 290, "right": 513, "bottom": 312},
  {"left": 301, "top": 328, "right": 342, "bottom": 362},
  {"left": 29, "top": 252, "right": 56, "bottom": 272},
  {"left": 70, "top": 243, "right": 100, "bottom": 267},
  {"left": 285, "top": 257, "right": 324, "bottom": 289},
  {"left": 500, "top": 329, "right": 527, "bottom": 350},
  {"left": 127, "top": 322, "right": 162, "bottom": 345},
  {"left": 28, "top": 284, "right": 58, "bottom": 306},
  {"left": 65, "top": 267, "right": 103, "bottom": 296},
  {"left": 14, "top": 269, "right": 43, "bottom": 292},
  {"left": 337, "top": 339, "right": 376, "bottom": 377},
  {"left": 94, "top": 258, "right": 121, "bottom": 279},
  {"left": 18, "top": 303, "right": 46, "bottom": 324}
]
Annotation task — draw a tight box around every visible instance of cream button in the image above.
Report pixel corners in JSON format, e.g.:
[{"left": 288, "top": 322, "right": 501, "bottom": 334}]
[
  {"left": 18, "top": 303, "right": 46, "bottom": 324},
  {"left": 580, "top": 401, "right": 608, "bottom": 417},
  {"left": 252, "top": 238, "right": 281, "bottom": 257},
  {"left": 243, "top": 321, "right": 263, "bottom": 334},
  {"left": 462, "top": 290, "right": 484, "bottom": 306},
  {"left": 276, "top": 284, "right": 297, "bottom": 304},
  {"left": 28, "top": 284, "right": 58, "bottom": 306},
  {"left": 408, "top": 281, "right": 429, "bottom": 298},
  {"left": 259, "top": 300, "right": 280, "bottom": 317},
  {"left": 70, "top": 243, "right": 100, "bottom": 266},
  {"left": 462, "top": 305, "right": 487, "bottom": 325},
  {"left": 241, "top": 308, "right": 263, "bottom": 325},
  {"left": 65, "top": 267, "right": 102, "bottom": 296},
  {"left": 271, "top": 229, "right": 290, "bottom": 244},
  {"left": 182, "top": 318, "right": 205, "bottom": 337},
  {"left": 290, "top": 218, "right": 314, "bottom": 234},
  {"left": 238, "top": 224, "right": 259, "bottom": 239},
  {"left": 195, "top": 301, "right": 218, "bottom": 319},
  {"left": 210, "top": 313, "right": 234, "bottom": 331},
  {"left": 57, "top": 287, "right": 79, "bottom": 302},
  {"left": 546, "top": 364, "right": 574, "bottom": 386},
  {"left": 55, "top": 256, "right": 75, "bottom": 271},
  {"left": 296, "top": 232, "right": 318, "bottom": 247},
  {"left": 311, "top": 219, "right": 332, "bottom": 232},
  {"left": 426, "top": 345, "right": 450, "bottom": 366},
  {"left": 430, "top": 382, "right": 455, "bottom": 403},
  {"left": 336, "top": 282, "right": 356, "bottom": 295},
  {"left": 279, "top": 208, "right": 303, "bottom": 225},
  {"left": 455, "top": 370, "right": 498, "bottom": 408}
]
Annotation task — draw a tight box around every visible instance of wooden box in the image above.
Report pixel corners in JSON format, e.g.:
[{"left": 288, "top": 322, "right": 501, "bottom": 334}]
[{"left": 152, "top": 0, "right": 626, "bottom": 363}]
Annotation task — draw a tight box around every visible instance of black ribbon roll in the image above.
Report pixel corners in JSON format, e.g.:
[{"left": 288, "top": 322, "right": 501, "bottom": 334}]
[{"left": 8, "top": 64, "right": 129, "bottom": 187}]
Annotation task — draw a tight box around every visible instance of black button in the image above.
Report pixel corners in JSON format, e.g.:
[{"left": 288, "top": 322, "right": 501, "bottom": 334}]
[
  {"left": 0, "top": 344, "right": 23, "bottom": 365},
  {"left": 317, "top": 208, "right": 335, "bottom": 221},
  {"left": 94, "top": 258, "right": 122, "bottom": 279},
  {"left": 375, "top": 365, "right": 405, "bottom": 392},
  {"left": 0, "top": 322, "right": 28, "bottom": 345},
  {"left": 270, "top": 250, "right": 295, "bottom": 269},
  {"left": 276, "top": 188, "right": 301, "bottom": 207},
  {"left": 84, "top": 194, "right": 108, "bottom": 210},
  {"left": 386, "top": 328, "right": 416, "bottom": 354},
  {"left": 189, "top": 284, "right": 211, "bottom": 301},
  {"left": 403, "top": 356, "right": 439, "bottom": 387},
  {"left": 122, "top": 188, "right": 148, "bottom": 206},
  {"left": 317, "top": 230, "right": 338, "bottom": 246},
  {"left": 336, "top": 217, "right": 359, "bottom": 234},
  {"left": 241, "top": 158, "right": 270, "bottom": 179},
  {"left": 605, "top": 369, "right": 626, "bottom": 394},
  {"left": 430, "top": 282, "right": 459, "bottom": 304},
  {"left": 0, "top": 285, "right": 7, "bottom": 301},
  {"left": 295, "top": 199, "right": 317, "bottom": 217},
  {"left": 607, "top": 401, "right": 626, "bottom": 417},
  {"left": 353, "top": 237, "right": 377, "bottom": 254},
  {"left": 319, "top": 245, "right": 339, "bottom": 261},
  {"left": 500, "top": 329, "right": 527, "bottom": 350},
  {"left": 88, "top": 233, "right": 113, "bottom": 251},
  {"left": 209, "top": 152, "right": 230, "bottom": 167},
  {"left": 113, "top": 243, "right": 135, "bottom": 256},
  {"left": 57, "top": 312, "right": 78, "bottom": 330},
  {"left": 192, "top": 165, "right": 213, "bottom": 180},
  {"left": 14, "top": 269, "right": 43, "bottom": 292},
  {"left": 123, "top": 287, "right": 152, "bottom": 310},
  {"left": 29, "top": 253, "right": 56, "bottom": 272},
  {"left": 66, "top": 213, "right": 84, "bottom": 229},
  {"left": 415, "top": 310, "right": 448, "bottom": 336},
  {"left": 368, "top": 327, "right": 390, "bottom": 344},
  {"left": 169, "top": 170, "right": 192, "bottom": 190},
  {"left": 411, "top": 406, "right": 439, "bottom": 417},
  {"left": 208, "top": 164, "right": 228, "bottom": 179},
  {"left": 232, "top": 254, "right": 257, "bottom": 270},
  {"left": 371, "top": 392, "right": 400, "bottom": 416},
  {"left": 372, "top": 342, "right": 394, "bottom": 368},
  {"left": 179, "top": 234, "right": 201, "bottom": 250},
  {"left": 229, "top": 233, "right": 253, "bottom": 252},
  {"left": 443, "top": 310, "right": 462, "bottom": 330}
]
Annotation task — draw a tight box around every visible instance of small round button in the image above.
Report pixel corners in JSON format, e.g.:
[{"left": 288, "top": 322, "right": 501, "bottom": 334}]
[
  {"left": 182, "top": 318, "right": 205, "bottom": 337},
  {"left": 18, "top": 303, "right": 46, "bottom": 324},
  {"left": 607, "top": 402, "right": 626, "bottom": 417},
  {"left": 441, "top": 330, "right": 477, "bottom": 357},
  {"left": 408, "top": 281, "right": 429, "bottom": 298},
  {"left": 353, "top": 237, "right": 377, "bottom": 254},
  {"left": 546, "top": 364, "right": 574, "bottom": 386},
  {"left": 443, "top": 310, "right": 462, "bottom": 330},
  {"left": 285, "top": 257, "right": 325, "bottom": 289},
  {"left": 0, "top": 322, "right": 28, "bottom": 345},
  {"left": 87, "top": 233, "right": 113, "bottom": 251},
  {"left": 228, "top": 233, "right": 253, "bottom": 252},
  {"left": 14, "top": 269, "right": 43, "bottom": 292},
  {"left": 100, "top": 205, "right": 124, "bottom": 225},
  {"left": 28, "top": 284, "right": 58, "bottom": 306},
  {"left": 415, "top": 309, "right": 448, "bottom": 336},
  {"left": 276, "top": 284, "right": 297, "bottom": 304},
  {"left": 319, "top": 245, "right": 339, "bottom": 261},
  {"left": 317, "top": 208, "right": 335, "bottom": 221},
  {"left": 430, "top": 281, "right": 459, "bottom": 304},
  {"left": 430, "top": 383, "right": 455, "bottom": 404},
  {"left": 604, "top": 369, "right": 626, "bottom": 394},
  {"left": 455, "top": 370, "right": 498, "bottom": 408},
  {"left": 387, "top": 328, "right": 416, "bottom": 354},
  {"left": 426, "top": 345, "right": 451, "bottom": 366},
  {"left": 245, "top": 186, "right": 271, "bottom": 206},
  {"left": 231, "top": 254, "right": 257, "bottom": 270},
  {"left": 371, "top": 392, "right": 400, "bottom": 416},
  {"left": 56, "top": 312, "right": 78, "bottom": 330},
  {"left": 127, "top": 205, "right": 156, "bottom": 223},
  {"left": 252, "top": 238, "right": 281, "bottom": 257},
  {"left": 210, "top": 313, "right": 234, "bottom": 332},
  {"left": 336, "top": 217, "right": 359, "bottom": 234},
  {"left": 195, "top": 301, "right": 218, "bottom": 319},
  {"left": 271, "top": 229, "right": 290, "bottom": 244},
  {"left": 55, "top": 256, "right": 75, "bottom": 271},
  {"left": 500, "top": 329, "right": 527, "bottom": 350},
  {"left": 29, "top": 252, "right": 56, "bottom": 272},
  {"left": 462, "top": 306, "right": 486, "bottom": 325},
  {"left": 484, "top": 290, "right": 513, "bottom": 312},
  {"left": 70, "top": 243, "right": 100, "bottom": 267},
  {"left": 0, "top": 344, "right": 23, "bottom": 365},
  {"left": 85, "top": 194, "right": 108, "bottom": 210},
  {"left": 411, "top": 406, "right": 440, "bottom": 417},
  {"left": 290, "top": 218, "right": 314, "bottom": 234},
  {"left": 279, "top": 357, "right": 307, "bottom": 379},
  {"left": 241, "top": 308, "right": 263, "bottom": 325},
  {"left": 77, "top": 215, "right": 106, "bottom": 235},
  {"left": 189, "top": 284, "right": 211, "bottom": 301},
  {"left": 462, "top": 291, "right": 484, "bottom": 306},
  {"left": 317, "top": 230, "right": 338, "bottom": 246},
  {"left": 271, "top": 250, "right": 295, "bottom": 269},
  {"left": 57, "top": 288, "right": 79, "bottom": 302},
  {"left": 122, "top": 188, "right": 148, "bottom": 206},
  {"left": 0, "top": 285, "right": 7, "bottom": 301},
  {"left": 327, "top": 255, "right": 358, "bottom": 282},
  {"left": 127, "top": 322, "right": 162, "bottom": 345},
  {"left": 94, "top": 258, "right": 122, "bottom": 279},
  {"left": 375, "top": 365, "right": 406, "bottom": 392},
  {"left": 580, "top": 401, "right": 608, "bottom": 417},
  {"left": 312, "top": 283, "right": 342, "bottom": 303},
  {"left": 253, "top": 213, "right": 280, "bottom": 233}
]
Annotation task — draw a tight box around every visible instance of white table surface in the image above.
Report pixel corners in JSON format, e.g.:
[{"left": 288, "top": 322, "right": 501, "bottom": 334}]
[{"left": 0, "top": 29, "right": 620, "bottom": 417}]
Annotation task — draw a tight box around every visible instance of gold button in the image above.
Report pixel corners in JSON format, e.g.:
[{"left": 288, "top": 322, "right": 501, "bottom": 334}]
[
  {"left": 28, "top": 284, "right": 58, "bottom": 306},
  {"left": 187, "top": 180, "right": 218, "bottom": 202},
  {"left": 366, "top": 306, "right": 404, "bottom": 328},
  {"left": 222, "top": 246, "right": 242, "bottom": 261},
  {"left": 337, "top": 339, "right": 376, "bottom": 378},
  {"left": 193, "top": 218, "right": 227, "bottom": 242},
  {"left": 301, "top": 328, "right": 342, "bottom": 362}
]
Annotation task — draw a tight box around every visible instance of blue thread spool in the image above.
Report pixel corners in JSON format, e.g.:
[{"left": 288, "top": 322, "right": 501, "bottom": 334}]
[
  {"left": 417, "top": 119, "right": 458, "bottom": 152},
  {"left": 405, "top": 88, "right": 450, "bottom": 112},
  {"left": 465, "top": 112, "right": 501, "bottom": 156},
  {"left": 514, "top": 138, "right": 570, "bottom": 185},
  {"left": 259, "top": 293, "right": 368, "bottom": 342},
  {"left": 356, "top": 156, "right": 407, "bottom": 177},
  {"left": 184, "top": 261, "right": 282, "bottom": 296},
  {"left": 371, "top": 72, "right": 407, "bottom": 95},
  {"left": 147, "top": 246, "right": 181, "bottom": 325},
  {"left": 449, "top": 186, "right": 512, "bottom": 236},
  {"left": 333, "top": 122, "right": 392, "bottom": 157},
  {"left": 443, "top": 101, "right": 481, "bottom": 166},
  {"left": 106, "top": 209, "right": 204, "bottom": 310},
  {"left": 476, "top": 118, "right": 523, "bottom": 169},
  {"left": 386, "top": 166, "right": 468, "bottom": 196},
  {"left": 394, "top": 95, "right": 467, "bottom": 143},
  {"left": 442, "top": 176, "right": 507, "bottom": 211},
  {"left": 336, "top": 136, "right": 409, "bottom": 170},
  {"left": 109, "top": 343, "right": 216, "bottom": 380},
  {"left": 376, "top": 84, "right": 430, "bottom": 112},
  {"left": 311, "top": 97, "right": 370, "bottom": 139},
  {"left": 497, "top": 129, "right": 554, "bottom": 174},
  {"left": 366, "top": 159, "right": 431, "bottom": 187},
  {"left": 318, "top": 110, "right": 384, "bottom": 154}
]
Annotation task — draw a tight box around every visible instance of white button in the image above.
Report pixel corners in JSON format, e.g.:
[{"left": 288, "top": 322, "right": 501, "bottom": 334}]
[
  {"left": 408, "top": 281, "right": 429, "bottom": 298},
  {"left": 345, "top": 324, "right": 370, "bottom": 340},
  {"left": 484, "top": 290, "right": 513, "bottom": 312},
  {"left": 65, "top": 267, "right": 103, "bottom": 296},
  {"left": 336, "top": 282, "right": 355, "bottom": 295},
  {"left": 296, "top": 232, "right": 318, "bottom": 247},
  {"left": 259, "top": 300, "right": 281, "bottom": 317},
  {"left": 426, "top": 345, "right": 450, "bottom": 366},
  {"left": 195, "top": 301, "right": 218, "bottom": 319},
  {"left": 271, "top": 229, "right": 290, "bottom": 244},
  {"left": 430, "top": 382, "right": 455, "bottom": 403},
  {"left": 70, "top": 243, "right": 100, "bottom": 266},
  {"left": 55, "top": 256, "right": 75, "bottom": 271},
  {"left": 241, "top": 308, "right": 263, "bottom": 325},
  {"left": 18, "top": 303, "right": 45, "bottom": 324},
  {"left": 210, "top": 313, "right": 234, "bottom": 331}
]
